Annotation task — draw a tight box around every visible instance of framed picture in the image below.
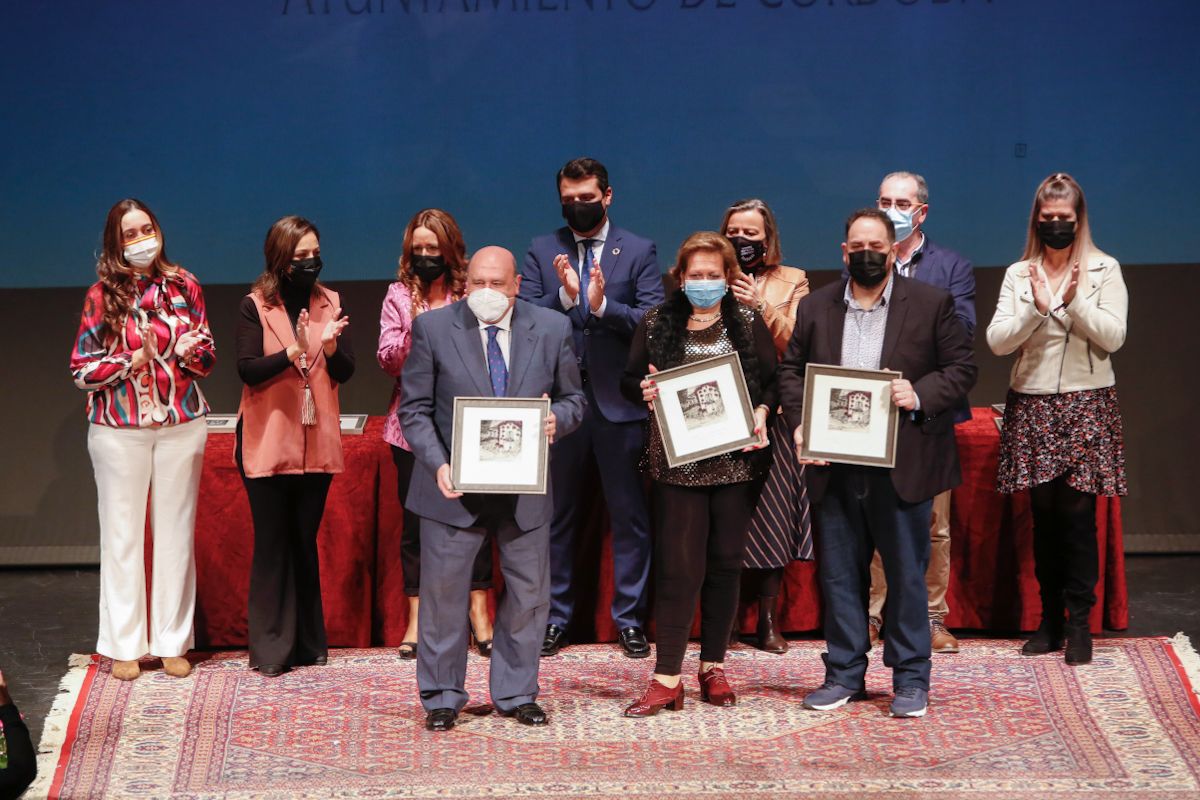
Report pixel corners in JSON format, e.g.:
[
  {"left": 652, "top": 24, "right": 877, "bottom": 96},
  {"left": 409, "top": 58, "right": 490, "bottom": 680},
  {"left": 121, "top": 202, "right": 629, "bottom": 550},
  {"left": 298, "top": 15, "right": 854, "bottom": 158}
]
[
  {"left": 451, "top": 397, "right": 551, "bottom": 494},
  {"left": 339, "top": 414, "right": 368, "bottom": 435},
  {"left": 650, "top": 353, "right": 759, "bottom": 469},
  {"left": 801, "top": 364, "right": 902, "bottom": 468}
]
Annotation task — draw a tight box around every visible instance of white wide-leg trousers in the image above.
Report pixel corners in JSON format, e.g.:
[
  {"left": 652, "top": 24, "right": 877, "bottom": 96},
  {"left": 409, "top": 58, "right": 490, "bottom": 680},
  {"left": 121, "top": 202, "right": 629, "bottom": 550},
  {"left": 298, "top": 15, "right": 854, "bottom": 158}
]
[{"left": 87, "top": 417, "right": 207, "bottom": 661}]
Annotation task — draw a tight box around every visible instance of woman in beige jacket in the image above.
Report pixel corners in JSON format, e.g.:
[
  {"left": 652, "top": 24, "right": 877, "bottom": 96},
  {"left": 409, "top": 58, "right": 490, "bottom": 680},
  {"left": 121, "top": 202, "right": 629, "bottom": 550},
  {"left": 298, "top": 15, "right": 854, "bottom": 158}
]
[
  {"left": 987, "top": 173, "right": 1128, "bottom": 667},
  {"left": 722, "top": 198, "right": 813, "bottom": 653}
]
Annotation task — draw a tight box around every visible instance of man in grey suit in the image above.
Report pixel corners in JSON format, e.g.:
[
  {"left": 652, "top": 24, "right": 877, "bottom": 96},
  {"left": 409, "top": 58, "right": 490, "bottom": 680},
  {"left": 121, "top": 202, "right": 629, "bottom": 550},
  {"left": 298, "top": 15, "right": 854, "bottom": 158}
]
[{"left": 400, "top": 246, "right": 585, "bottom": 732}]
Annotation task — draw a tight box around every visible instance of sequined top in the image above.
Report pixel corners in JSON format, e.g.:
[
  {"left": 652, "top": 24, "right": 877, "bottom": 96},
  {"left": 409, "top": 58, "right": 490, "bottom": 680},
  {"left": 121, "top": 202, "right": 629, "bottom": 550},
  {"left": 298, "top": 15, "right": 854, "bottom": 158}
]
[{"left": 625, "top": 303, "right": 776, "bottom": 487}]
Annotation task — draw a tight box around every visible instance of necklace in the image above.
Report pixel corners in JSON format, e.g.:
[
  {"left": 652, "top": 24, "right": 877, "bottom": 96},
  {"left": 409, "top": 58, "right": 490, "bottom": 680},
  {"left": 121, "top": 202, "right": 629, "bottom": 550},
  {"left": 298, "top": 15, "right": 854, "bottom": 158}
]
[{"left": 689, "top": 311, "right": 721, "bottom": 323}]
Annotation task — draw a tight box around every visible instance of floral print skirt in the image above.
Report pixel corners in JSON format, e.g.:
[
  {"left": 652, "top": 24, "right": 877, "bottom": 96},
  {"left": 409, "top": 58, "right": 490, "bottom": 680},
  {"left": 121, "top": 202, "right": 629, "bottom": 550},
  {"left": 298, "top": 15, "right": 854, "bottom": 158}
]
[{"left": 996, "top": 386, "right": 1127, "bottom": 496}]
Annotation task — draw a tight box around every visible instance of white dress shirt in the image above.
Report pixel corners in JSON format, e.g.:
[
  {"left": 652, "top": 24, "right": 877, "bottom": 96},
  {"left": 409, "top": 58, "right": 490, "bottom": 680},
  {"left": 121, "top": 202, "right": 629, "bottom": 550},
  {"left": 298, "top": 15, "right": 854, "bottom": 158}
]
[{"left": 559, "top": 218, "right": 609, "bottom": 317}]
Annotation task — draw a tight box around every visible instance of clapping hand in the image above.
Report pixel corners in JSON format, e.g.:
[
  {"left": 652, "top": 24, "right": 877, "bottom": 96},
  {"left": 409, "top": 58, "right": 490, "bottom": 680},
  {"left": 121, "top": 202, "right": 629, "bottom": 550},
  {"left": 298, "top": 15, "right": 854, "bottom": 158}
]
[
  {"left": 295, "top": 309, "right": 311, "bottom": 352},
  {"left": 321, "top": 306, "right": 350, "bottom": 356},
  {"left": 1060, "top": 261, "right": 1081, "bottom": 306},
  {"left": 553, "top": 253, "right": 580, "bottom": 302},
  {"left": 587, "top": 263, "right": 605, "bottom": 313},
  {"left": 132, "top": 319, "right": 158, "bottom": 369},
  {"left": 174, "top": 329, "right": 205, "bottom": 361},
  {"left": 1028, "top": 263, "right": 1051, "bottom": 315}
]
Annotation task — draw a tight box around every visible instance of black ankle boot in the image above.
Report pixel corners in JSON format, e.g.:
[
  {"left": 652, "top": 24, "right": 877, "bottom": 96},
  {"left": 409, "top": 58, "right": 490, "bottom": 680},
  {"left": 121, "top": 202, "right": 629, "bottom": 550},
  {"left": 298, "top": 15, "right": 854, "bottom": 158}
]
[
  {"left": 756, "top": 596, "right": 788, "bottom": 654},
  {"left": 1064, "top": 625, "right": 1093, "bottom": 665},
  {"left": 1021, "top": 617, "right": 1064, "bottom": 655}
]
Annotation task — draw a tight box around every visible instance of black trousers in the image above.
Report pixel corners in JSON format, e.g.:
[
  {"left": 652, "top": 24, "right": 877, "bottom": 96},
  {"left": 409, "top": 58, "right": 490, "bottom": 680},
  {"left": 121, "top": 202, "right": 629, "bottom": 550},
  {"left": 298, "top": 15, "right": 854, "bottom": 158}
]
[
  {"left": 1029, "top": 475, "right": 1099, "bottom": 627},
  {"left": 392, "top": 446, "right": 493, "bottom": 597},
  {"left": 652, "top": 480, "right": 758, "bottom": 675},
  {"left": 241, "top": 469, "right": 334, "bottom": 668}
]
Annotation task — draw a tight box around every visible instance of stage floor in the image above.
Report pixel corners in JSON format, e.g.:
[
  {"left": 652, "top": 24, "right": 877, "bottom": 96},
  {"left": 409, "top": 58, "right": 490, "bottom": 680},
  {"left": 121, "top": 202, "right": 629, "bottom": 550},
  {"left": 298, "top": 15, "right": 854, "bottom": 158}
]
[{"left": 3, "top": 554, "right": 1199, "bottom": 749}]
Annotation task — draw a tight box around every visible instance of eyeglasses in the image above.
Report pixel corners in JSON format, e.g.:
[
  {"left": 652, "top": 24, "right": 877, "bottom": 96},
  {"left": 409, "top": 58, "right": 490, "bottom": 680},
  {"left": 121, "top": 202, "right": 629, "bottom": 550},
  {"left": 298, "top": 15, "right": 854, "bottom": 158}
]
[{"left": 877, "top": 198, "right": 924, "bottom": 212}]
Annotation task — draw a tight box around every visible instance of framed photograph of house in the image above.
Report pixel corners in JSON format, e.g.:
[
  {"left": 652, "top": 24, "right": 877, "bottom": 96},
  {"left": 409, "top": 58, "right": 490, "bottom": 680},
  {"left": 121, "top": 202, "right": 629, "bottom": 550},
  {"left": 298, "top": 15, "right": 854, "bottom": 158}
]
[
  {"left": 801, "top": 364, "right": 902, "bottom": 468},
  {"left": 650, "top": 353, "right": 760, "bottom": 469},
  {"left": 451, "top": 397, "right": 551, "bottom": 494}
]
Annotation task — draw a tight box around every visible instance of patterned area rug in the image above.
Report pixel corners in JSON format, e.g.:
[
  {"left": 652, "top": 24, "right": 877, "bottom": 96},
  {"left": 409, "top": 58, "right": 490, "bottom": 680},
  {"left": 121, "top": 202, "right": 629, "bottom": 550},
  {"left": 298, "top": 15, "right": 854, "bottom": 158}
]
[{"left": 30, "top": 637, "right": 1200, "bottom": 799}]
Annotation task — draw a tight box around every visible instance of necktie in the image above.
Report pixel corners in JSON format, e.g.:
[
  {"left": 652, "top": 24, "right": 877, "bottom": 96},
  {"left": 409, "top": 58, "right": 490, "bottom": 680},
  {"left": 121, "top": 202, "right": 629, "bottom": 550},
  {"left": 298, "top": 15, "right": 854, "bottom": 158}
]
[
  {"left": 577, "top": 239, "right": 596, "bottom": 321},
  {"left": 486, "top": 326, "right": 508, "bottom": 397}
]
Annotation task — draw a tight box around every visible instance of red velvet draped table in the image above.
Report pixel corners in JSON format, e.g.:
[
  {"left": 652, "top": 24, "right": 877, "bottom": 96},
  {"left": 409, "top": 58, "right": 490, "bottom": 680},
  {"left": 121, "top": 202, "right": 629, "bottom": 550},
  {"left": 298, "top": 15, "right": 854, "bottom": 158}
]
[{"left": 191, "top": 410, "right": 1127, "bottom": 649}]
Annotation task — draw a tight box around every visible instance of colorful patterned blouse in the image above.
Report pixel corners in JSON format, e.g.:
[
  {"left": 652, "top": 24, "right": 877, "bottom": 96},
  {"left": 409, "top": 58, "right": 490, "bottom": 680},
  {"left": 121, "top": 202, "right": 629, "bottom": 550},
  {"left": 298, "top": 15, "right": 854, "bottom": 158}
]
[
  {"left": 70, "top": 269, "right": 216, "bottom": 427},
  {"left": 377, "top": 281, "right": 456, "bottom": 450}
]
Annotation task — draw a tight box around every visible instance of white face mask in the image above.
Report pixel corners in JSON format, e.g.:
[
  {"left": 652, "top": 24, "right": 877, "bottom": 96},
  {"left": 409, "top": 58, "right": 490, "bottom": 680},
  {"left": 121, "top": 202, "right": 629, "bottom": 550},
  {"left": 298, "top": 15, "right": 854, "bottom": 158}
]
[
  {"left": 123, "top": 235, "right": 160, "bottom": 268},
  {"left": 467, "top": 287, "right": 512, "bottom": 324}
]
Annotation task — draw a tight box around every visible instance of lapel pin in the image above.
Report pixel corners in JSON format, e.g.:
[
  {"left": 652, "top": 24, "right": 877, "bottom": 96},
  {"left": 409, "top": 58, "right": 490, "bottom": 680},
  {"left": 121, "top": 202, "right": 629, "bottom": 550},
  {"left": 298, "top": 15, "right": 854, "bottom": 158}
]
[{"left": 612, "top": 247, "right": 620, "bottom": 256}]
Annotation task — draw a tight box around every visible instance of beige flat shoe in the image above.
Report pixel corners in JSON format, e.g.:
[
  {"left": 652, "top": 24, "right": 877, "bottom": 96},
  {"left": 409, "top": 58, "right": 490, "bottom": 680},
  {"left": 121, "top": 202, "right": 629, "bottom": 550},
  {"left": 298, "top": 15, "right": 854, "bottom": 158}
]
[
  {"left": 162, "top": 656, "right": 192, "bottom": 678},
  {"left": 112, "top": 659, "right": 141, "bottom": 681}
]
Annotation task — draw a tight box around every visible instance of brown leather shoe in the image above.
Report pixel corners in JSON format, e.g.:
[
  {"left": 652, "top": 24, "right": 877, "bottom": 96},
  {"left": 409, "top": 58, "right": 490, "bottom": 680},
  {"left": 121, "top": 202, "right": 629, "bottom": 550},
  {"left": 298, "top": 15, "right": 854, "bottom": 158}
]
[
  {"left": 698, "top": 667, "right": 736, "bottom": 707},
  {"left": 162, "top": 656, "right": 192, "bottom": 678},
  {"left": 623, "top": 678, "right": 684, "bottom": 717},
  {"left": 868, "top": 617, "right": 882, "bottom": 648},
  {"left": 112, "top": 659, "right": 140, "bottom": 681},
  {"left": 930, "top": 619, "right": 960, "bottom": 654}
]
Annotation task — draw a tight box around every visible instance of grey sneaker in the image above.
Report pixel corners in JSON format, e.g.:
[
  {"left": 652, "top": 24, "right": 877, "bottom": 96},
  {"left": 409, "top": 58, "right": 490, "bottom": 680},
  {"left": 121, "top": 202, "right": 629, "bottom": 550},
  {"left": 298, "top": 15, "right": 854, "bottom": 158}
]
[
  {"left": 889, "top": 686, "right": 928, "bottom": 718},
  {"left": 803, "top": 681, "right": 867, "bottom": 711}
]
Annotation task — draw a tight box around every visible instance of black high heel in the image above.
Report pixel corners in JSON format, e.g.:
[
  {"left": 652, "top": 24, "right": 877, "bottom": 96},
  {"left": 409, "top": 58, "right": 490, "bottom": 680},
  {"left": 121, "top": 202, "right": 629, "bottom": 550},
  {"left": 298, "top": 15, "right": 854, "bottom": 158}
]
[{"left": 470, "top": 624, "right": 493, "bottom": 658}]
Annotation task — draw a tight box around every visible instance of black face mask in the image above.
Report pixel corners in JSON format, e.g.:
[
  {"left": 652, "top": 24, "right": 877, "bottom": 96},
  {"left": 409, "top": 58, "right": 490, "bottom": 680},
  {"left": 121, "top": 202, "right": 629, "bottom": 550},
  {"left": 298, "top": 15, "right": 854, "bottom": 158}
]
[
  {"left": 1037, "top": 219, "right": 1076, "bottom": 251},
  {"left": 561, "top": 200, "right": 606, "bottom": 233},
  {"left": 411, "top": 254, "right": 447, "bottom": 283},
  {"left": 847, "top": 250, "right": 889, "bottom": 287},
  {"left": 287, "top": 256, "right": 323, "bottom": 292},
  {"left": 729, "top": 236, "right": 766, "bottom": 271}
]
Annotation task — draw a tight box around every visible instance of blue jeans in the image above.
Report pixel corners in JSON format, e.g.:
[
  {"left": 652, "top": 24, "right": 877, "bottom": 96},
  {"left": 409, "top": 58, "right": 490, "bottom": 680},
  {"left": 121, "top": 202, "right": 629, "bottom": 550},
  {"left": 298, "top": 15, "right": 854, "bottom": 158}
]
[{"left": 815, "top": 467, "right": 933, "bottom": 692}]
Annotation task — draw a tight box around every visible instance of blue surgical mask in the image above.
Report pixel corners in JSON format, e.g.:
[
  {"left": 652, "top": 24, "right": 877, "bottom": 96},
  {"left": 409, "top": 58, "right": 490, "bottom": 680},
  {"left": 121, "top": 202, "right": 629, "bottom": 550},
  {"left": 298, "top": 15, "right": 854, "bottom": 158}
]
[
  {"left": 885, "top": 206, "right": 917, "bottom": 243},
  {"left": 682, "top": 278, "right": 727, "bottom": 309}
]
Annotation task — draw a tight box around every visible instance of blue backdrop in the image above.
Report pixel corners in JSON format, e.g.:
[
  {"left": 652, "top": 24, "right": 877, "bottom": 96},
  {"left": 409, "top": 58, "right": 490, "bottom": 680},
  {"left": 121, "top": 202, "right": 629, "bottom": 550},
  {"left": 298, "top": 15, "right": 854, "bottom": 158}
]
[{"left": 2, "top": 0, "right": 1197, "bottom": 288}]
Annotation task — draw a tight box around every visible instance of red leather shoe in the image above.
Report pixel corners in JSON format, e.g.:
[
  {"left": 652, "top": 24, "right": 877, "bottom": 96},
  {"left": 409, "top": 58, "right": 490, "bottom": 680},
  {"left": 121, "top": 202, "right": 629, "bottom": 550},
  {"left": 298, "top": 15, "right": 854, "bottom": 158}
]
[
  {"left": 698, "top": 667, "right": 736, "bottom": 706},
  {"left": 624, "top": 678, "right": 685, "bottom": 717}
]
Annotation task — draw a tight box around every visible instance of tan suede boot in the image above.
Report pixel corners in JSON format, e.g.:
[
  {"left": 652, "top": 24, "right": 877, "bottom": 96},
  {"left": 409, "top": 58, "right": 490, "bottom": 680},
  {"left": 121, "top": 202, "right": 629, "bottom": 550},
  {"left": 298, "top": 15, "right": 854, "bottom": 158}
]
[
  {"left": 112, "top": 660, "right": 141, "bottom": 681},
  {"left": 162, "top": 656, "right": 192, "bottom": 678}
]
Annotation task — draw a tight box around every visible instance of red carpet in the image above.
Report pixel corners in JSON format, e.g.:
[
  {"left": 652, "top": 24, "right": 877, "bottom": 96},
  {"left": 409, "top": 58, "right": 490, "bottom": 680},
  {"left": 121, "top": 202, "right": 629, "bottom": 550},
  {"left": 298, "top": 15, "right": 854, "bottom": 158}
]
[{"left": 32, "top": 638, "right": 1200, "bottom": 799}]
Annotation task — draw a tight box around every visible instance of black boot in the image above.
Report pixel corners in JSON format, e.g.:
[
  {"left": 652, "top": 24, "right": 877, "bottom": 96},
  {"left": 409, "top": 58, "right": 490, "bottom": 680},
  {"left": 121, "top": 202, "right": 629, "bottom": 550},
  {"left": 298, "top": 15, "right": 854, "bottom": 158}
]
[
  {"left": 756, "top": 596, "right": 788, "bottom": 654},
  {"left": 1064, "top": 623, "right": 1092, "bottom": 665},
  {"left": 1021, "top": 614, "right": 1064, "bottom": 655}
]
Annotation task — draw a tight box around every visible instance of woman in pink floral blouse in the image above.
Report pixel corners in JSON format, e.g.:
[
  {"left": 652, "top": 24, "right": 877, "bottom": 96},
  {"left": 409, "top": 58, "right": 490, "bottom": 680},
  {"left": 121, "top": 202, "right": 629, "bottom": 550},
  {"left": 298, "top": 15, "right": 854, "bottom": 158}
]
[
  {"left": 69, "top": 198, "right": 216, "bottom": 681},
  {"left": 377, "top": 209, "right": 494, "bottom": 659}
]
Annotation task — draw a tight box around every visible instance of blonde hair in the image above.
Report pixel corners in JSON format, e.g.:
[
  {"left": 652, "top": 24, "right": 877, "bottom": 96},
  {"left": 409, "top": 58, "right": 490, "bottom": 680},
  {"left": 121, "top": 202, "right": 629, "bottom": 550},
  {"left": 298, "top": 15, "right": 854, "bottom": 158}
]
[{"left": 1020, "top": 173, "right": 1103, "bottom": 265}]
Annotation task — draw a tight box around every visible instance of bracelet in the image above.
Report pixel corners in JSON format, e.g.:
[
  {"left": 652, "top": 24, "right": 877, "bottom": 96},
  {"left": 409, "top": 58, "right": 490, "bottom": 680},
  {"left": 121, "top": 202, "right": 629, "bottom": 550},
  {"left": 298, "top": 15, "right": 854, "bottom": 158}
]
[{"left": 755, "top": 299, "right": 766, "bottom": 313}]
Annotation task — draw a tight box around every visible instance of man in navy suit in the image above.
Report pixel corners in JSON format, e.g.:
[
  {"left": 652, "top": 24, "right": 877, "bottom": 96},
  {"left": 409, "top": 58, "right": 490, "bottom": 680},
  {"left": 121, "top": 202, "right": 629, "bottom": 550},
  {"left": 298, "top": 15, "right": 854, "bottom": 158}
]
[
  {"left": 519, "top": 157, "right": 664, "bottom": 658},
  {"left": 867, "top": 171, "right": 976, "bottom": 655},
  {"left": 400, "top": 246, "right": 585, "bottom": 731}
]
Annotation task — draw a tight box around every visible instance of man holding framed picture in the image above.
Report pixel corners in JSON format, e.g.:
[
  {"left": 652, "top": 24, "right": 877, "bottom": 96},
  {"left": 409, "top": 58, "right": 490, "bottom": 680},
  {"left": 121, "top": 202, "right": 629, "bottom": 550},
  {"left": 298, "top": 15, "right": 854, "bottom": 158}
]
[
  {"left": 399, "top": 246, "right": 585, "bottom": 732},
  {"left": 778, "top": 209, "right": 976, "bottom": 719}
]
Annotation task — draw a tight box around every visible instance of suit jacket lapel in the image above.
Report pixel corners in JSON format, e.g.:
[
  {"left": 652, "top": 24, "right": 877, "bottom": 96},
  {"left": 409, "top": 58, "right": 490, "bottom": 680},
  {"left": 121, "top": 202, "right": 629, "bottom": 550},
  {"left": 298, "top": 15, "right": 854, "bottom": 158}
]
[
  {"left": 600, "top": 226, "right": 625, "bottom": 284},
  {"left": 506, "top": 303, "right": 537, "bottom": 396},
  {"left": 451, "top": 302, "right": 494, "bottom": 397},
  {"left": 879, "top": 276, "right": 908, "bottom": 370},
  {"left": 825, "top": 281, "right": 847, "bottom": 365}
]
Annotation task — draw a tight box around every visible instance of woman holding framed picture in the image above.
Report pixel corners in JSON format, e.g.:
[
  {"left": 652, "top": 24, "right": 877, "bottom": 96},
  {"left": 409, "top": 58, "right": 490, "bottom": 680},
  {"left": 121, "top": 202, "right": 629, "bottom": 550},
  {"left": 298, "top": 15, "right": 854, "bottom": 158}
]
[{"left": 619, "top": 231, "right": 775, "bottom": 717}]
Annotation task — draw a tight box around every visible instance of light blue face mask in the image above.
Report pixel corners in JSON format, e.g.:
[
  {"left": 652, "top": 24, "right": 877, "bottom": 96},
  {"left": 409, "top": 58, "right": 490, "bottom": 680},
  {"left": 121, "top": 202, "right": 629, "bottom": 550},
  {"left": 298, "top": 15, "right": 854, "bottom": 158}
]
[
  {"left": 885, "top": 206, "right": 917, "bottom": 243},
  {"left": 682, "top": 278, "right": 728, "bottom": 309}
]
